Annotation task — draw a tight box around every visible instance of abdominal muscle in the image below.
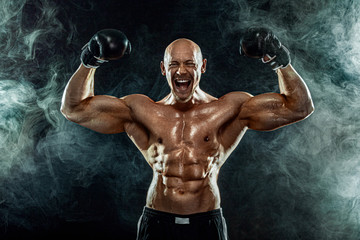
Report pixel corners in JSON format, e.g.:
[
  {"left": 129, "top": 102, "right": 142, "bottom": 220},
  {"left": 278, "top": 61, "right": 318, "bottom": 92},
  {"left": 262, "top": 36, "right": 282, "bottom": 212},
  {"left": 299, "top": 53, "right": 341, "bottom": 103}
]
[{"left": 145, "top": 146, "right": 222, "bottom": 214}]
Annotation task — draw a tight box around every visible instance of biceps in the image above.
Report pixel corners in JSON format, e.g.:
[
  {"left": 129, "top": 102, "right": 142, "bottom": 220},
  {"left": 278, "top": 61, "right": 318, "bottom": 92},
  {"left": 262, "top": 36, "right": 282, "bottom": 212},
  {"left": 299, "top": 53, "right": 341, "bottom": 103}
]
[
  {"left": 239, "top": 93, "right": 300, "bottom": 131},
  {"left": 246, "top": 109, "right": 295, "bottom": 131},
  {"left": 68, "top": 95, "right": 132, "bottom": 134}
]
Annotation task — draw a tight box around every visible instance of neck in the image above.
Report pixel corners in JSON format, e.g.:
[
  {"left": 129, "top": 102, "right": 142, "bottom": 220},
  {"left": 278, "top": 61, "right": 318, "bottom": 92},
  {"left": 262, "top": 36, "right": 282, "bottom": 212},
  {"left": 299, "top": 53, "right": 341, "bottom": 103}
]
[{"left": 163, "top": 87, "right": 213, "bottom": 111}]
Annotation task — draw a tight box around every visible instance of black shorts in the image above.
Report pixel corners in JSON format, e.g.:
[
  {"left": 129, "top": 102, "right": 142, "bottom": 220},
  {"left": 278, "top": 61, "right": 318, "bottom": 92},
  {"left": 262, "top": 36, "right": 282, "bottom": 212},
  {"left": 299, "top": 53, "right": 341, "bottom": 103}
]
[{"left": 136, "top": 207, "right": 228, "bottom": 240}]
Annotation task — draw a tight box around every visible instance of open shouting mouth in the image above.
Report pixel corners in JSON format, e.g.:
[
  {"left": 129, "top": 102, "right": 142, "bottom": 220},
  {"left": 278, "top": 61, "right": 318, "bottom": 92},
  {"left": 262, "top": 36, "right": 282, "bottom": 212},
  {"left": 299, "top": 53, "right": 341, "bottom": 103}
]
[{"left": 174, "top": 78, "right": 192, "bottom": 92}]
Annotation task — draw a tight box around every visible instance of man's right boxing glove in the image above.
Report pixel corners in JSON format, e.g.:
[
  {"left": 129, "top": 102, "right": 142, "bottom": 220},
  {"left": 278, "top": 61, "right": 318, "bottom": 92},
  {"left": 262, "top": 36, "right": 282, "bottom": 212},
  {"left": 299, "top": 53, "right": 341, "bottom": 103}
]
[
  {"left": 239, "top": 27, "right": 290, "bottom": 71},
  {"left": 81, "top": 29, "right": 131, "bottom": 68}
]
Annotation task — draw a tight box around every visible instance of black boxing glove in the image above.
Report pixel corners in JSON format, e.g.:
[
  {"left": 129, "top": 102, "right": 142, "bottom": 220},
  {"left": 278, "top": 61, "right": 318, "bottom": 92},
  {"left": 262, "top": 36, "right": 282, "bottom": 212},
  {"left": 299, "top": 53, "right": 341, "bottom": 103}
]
[
  {"left": 240, "top": 27, "right": 290, "bottom": 70},
  {"left": 80, "top": 29, "right": 131, "bottom": 68}
]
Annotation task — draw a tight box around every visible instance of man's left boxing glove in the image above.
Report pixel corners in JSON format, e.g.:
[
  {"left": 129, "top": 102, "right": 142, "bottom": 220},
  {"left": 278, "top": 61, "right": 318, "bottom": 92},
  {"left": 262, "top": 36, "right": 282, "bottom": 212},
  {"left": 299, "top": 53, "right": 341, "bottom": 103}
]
[
  {"left": 239, "top": 27, "right": 290, "bottom": 71},
  {"left": 80, "top": 29, "right": 131, "bottom": 68}
]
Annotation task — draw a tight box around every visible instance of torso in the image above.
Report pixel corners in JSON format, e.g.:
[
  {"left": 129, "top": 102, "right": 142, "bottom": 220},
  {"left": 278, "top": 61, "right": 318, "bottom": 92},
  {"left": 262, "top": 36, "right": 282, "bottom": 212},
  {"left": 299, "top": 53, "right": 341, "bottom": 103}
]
[{"left": 123, "top": 92, "right": 249, "bottom": 214}]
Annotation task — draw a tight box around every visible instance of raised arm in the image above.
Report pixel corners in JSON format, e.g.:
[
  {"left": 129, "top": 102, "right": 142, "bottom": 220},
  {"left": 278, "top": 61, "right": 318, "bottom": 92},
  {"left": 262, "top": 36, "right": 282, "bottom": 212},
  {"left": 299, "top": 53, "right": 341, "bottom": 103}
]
[
  {"left": 239, "top": 64, "right": 313, "bottom": 130},
  {"left": 60, "top": 29, "right": 132, "bottom": 134},
  {"left": 238, "top": 27, "right": 314, "bottom": 131}
]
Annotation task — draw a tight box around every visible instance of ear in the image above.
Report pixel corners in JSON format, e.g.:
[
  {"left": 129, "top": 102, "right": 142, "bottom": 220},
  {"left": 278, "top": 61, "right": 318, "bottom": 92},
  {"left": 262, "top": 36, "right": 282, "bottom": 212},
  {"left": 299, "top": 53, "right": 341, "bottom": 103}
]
[
  {"left": 201, "top": 58, "right": 207, "bottom": 73},
  {"left": 160, "top": 61, "right": 166, "bottom": 76}
]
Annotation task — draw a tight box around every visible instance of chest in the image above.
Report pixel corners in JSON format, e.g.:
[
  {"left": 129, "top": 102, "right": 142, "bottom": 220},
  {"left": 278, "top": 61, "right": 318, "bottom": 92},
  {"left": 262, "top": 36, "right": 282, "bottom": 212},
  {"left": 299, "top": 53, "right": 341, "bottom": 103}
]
[
  {"left": 135, "top": 103, "right": 238, "bottom": 147},
  {"left": 153, "top": 115, "right": 212, "bottom": 145}
]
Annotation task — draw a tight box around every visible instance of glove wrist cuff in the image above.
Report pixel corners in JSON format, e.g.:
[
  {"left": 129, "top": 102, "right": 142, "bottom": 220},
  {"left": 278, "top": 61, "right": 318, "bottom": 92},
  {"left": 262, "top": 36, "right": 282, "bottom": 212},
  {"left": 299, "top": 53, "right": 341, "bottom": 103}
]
[
  {"left": 80, "top": 44, "right": 108, "bottom": 68},
  {"left": 262, "top": 45, "right": 291, "bottom": 71}
]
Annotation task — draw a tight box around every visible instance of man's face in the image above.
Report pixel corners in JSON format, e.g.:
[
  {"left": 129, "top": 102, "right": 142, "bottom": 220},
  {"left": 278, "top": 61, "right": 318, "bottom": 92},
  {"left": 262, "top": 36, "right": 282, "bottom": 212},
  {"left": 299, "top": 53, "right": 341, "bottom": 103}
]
[{"left": 161, "top": 41, "right": 206, "bottom": 102}]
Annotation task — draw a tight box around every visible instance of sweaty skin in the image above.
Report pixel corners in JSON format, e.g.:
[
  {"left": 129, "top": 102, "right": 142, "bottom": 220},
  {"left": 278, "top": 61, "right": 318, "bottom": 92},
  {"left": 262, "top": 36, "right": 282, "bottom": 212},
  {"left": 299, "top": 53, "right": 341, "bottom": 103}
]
[{"left": 61, "top": 39, "right": 314, "bottom": 215}]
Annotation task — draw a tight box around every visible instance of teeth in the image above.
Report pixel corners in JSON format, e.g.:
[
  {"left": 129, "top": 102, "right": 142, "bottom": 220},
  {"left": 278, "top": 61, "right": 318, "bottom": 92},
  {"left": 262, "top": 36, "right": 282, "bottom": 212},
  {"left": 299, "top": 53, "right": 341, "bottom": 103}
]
[{"left": 175, "top": 79, "right": 190, "bottom": 83}]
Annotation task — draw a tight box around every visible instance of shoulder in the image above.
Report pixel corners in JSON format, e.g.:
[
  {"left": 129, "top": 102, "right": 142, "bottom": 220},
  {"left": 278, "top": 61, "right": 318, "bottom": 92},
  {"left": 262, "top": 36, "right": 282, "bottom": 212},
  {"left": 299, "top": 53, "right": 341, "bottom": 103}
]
[
  {"left": 219, "top": 91, "right": 253, "bottom": 105},
  {"left": 121, "top": 94, "right": 155, "bottom": 108}
]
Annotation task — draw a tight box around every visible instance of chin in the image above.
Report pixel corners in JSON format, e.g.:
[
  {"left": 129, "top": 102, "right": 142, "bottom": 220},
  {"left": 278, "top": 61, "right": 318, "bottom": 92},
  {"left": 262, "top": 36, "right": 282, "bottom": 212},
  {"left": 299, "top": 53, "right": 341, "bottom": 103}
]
[{"left": 173, "top": 91, "right": 193, "bottom": 103}]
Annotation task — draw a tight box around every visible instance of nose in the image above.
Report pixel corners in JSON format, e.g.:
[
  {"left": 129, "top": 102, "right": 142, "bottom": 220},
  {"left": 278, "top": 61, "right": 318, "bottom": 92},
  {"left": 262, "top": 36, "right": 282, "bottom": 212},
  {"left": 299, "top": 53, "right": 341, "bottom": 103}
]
[{"left": 176, "top": 64, "right": 187, "bottom": 75}]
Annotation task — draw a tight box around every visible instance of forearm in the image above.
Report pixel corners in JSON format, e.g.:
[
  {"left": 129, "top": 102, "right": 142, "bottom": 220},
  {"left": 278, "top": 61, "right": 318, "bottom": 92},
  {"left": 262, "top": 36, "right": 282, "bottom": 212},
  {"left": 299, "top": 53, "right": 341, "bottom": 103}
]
[
  {"left": 61, "top": 64, "right": 95, "bottom": 114},
  {"left": 277, "top": 64, "right": 314, "bottom": 115}
]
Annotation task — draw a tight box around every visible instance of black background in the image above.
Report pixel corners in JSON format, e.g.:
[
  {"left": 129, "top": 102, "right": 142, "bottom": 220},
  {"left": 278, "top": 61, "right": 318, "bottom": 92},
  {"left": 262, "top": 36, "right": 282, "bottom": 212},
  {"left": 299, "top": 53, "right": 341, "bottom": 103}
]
[{"left": 1, "top": 0, "right": 360, "bottom": 239}]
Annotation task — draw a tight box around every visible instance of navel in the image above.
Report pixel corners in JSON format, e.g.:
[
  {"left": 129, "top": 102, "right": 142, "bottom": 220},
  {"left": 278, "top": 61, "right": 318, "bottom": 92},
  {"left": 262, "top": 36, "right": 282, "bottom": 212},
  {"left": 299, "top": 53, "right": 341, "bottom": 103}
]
[{"left": 151, "top": 145, "right": 159, "bottom": 158}]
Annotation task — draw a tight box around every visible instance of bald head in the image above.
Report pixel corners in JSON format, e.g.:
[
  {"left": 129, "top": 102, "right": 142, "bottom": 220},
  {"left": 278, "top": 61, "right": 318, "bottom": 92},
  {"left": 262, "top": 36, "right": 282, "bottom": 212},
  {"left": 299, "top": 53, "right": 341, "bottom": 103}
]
[
  {"left": 164, "top": 38, "right": 203, "bottom": 63},
  {"left": 160, "top": 38, "right": 207, "bottom": 103}
]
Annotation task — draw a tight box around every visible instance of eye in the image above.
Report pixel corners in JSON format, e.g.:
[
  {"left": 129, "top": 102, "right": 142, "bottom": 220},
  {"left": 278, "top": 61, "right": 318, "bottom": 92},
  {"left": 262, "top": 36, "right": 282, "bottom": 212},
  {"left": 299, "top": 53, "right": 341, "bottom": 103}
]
[
  {"left": 186, "top": 62, "right": 196, "bottom": 67},
  {"left": 169, "top": 63, "right": 178, "bottom": 68}
]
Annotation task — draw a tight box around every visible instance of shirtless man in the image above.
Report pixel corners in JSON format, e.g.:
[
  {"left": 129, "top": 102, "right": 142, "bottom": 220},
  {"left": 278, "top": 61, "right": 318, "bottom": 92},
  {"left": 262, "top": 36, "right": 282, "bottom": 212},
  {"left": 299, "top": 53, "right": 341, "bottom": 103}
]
[{"left": 61, "top": 28, "right": 314, "bottom": 240}]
